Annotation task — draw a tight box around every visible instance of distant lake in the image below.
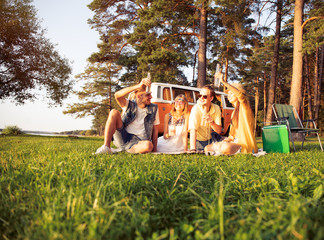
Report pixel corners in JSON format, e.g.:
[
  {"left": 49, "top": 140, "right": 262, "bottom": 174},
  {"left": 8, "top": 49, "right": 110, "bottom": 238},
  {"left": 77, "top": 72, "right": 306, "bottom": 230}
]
[
  {"left": 0, "top": 129, "right": 84, "bottom": 137},
  {"left": 26, "top": 131, "right": 62, "bottom": 137}
]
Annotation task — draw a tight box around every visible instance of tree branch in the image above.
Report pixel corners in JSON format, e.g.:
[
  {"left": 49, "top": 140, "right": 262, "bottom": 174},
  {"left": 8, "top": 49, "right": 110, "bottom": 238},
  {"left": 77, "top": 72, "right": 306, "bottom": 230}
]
[
  {"left": 161, "top": 32, "right": 199, "bottom": 49},
  {"left": 301, "top": 16, "right": 324, "bottom": 30}
]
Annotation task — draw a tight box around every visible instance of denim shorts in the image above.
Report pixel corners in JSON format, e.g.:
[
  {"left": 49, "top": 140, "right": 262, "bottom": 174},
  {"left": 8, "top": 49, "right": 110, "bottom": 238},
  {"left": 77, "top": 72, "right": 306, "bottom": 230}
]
[
  {"left": 113, "top": 126, "right": 142, "bottom": 151},
  {"left": 196, "top": 132, "right": 223, "bottom": 151}
]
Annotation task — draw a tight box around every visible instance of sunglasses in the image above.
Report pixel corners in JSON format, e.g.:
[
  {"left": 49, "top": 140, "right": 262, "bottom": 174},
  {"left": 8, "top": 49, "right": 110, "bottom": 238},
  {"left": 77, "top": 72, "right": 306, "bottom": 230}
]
[
  {"left": 174, "top": 99, "right": 185, "bottom": 104},
  {"left": 198, "top": 94, "right": 208, "bottom": 99}
]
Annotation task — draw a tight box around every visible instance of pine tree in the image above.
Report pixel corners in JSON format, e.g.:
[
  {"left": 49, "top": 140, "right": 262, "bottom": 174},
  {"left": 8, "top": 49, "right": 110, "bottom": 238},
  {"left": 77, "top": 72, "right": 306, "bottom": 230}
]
[
  {"left": 210, "top": 0, "right": 261, "bottom": 84},
  {"left": 290, "top": 0, "right": 304, "bottom": 114},
  {"left": 265, "top": 0, "right": 283, "bottom": 123},
  {"left": 63, "top": 63, "right": 120, "bottom": 134}
]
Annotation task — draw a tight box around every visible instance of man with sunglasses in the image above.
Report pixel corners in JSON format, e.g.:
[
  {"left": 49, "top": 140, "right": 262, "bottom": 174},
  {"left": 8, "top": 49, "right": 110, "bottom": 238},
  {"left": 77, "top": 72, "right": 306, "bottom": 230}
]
[
  {"left": 95, "top": 78, "right": 160, "bottom": 154},
  {"left": 188, "top": 85, "right": 222, "bottom": 152}
]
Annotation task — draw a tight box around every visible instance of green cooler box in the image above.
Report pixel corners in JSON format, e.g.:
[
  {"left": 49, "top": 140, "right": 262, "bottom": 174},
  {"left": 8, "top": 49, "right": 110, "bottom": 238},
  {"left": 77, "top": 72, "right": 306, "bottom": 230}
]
[{"left": 262, "top": 125, "right": 290, "bottom": 153}]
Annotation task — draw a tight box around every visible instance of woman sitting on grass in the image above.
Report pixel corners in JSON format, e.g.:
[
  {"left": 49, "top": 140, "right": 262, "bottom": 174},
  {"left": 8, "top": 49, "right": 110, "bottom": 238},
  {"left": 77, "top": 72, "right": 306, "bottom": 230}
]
[
  {"left": 157, "top": 94, "right": 189, "bottom": 153},
  {"left": 205, "top": 73, "right": 258, "bottom": 155}
]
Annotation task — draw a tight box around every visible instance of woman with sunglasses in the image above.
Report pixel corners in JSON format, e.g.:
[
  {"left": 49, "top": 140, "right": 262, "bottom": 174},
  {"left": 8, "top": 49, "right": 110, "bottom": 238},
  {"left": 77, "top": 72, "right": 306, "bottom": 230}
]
[
  {"left": 204, "top": 72, "right": 258, "bottom": 155},
  {"left": 157, "top": 94, "right": 189, "bottom": 153}
]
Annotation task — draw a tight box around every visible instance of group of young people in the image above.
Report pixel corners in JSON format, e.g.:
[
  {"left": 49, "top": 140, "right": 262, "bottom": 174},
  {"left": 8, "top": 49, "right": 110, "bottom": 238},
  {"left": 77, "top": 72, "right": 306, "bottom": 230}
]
[{"left": 95, "top": 72, "right": 258, "bottom": 156}]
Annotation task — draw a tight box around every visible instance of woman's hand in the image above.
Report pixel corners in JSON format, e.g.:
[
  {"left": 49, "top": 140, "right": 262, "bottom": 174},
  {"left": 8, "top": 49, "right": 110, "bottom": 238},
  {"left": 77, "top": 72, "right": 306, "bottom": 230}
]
[
  {"left": 214, "top": 72, "right": 224, "bottom": 84},
  {"left": 163, "top": 133, "right": 169, "bottom": 139},
  {"left": 223, "top": 136, "right": 234, "bottom": 143}
]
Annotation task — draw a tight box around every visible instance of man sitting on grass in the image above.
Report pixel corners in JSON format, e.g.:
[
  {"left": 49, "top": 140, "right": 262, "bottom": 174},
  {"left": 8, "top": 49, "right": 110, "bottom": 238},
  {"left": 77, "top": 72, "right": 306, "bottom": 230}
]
[
  {"left": 188, "top": 85, "right": 222, "bottom": 152},
  {"left": 95, "top": 78, "right": 160, "bottom": 154}
]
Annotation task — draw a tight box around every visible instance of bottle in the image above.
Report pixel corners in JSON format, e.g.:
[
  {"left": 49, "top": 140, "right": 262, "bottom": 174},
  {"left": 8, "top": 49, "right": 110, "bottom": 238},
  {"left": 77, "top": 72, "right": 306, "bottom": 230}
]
[
  {"left": 168, "top": 118, "right": 176, "bottom": 136},
  {"left": 146, "top": 72, "right": 151, "bottom": 92},
  {"left": 214, "top": 64, "right": 221, "bottom": 88}
]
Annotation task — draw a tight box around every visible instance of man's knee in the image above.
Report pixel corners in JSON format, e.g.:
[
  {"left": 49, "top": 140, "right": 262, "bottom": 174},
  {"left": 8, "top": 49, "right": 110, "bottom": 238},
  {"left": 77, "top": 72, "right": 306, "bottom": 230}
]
[
  {"left": 142, "top": 141, "right": 153, "bottom": 152},
  {"left": 107, "top": 109, "right": 121, "bottom": 122},
  {"left": 129, "top": 140, "right": 153, "bottom": 154},
  {"left": 109, "top": 109, "right": 120, "bottom": 117},
  {"left": 220, "top": 143, "right": 241, "bottom": 155}
]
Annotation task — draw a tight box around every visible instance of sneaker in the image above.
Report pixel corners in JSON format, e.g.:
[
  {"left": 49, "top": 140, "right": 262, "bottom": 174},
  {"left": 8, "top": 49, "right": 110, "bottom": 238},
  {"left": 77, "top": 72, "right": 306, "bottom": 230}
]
[
  {"left": 95, "top": 145, "right": 113, "bottom": 154},
  {"left": 111, "top": 148, "right": 123, "bottom": 153}
]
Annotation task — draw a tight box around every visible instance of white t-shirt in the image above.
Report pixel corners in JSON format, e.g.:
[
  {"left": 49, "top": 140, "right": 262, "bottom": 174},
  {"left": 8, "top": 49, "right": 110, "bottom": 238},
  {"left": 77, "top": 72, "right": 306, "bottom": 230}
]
[{"left": 122, "top": 100, "right": 160, "bottom": 140}]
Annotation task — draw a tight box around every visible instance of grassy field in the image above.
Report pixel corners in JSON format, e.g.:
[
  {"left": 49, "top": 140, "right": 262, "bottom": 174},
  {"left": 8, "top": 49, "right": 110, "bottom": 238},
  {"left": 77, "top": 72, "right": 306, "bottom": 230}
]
[{"left": 0, "top": 135, "right": 323, "bottom": 240}]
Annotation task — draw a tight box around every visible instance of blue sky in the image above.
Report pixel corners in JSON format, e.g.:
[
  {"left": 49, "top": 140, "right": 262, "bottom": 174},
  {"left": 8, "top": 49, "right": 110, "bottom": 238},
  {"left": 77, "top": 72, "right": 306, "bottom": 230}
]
[{"left": 0, "top": 0, "right": 99, "bottom": 132}]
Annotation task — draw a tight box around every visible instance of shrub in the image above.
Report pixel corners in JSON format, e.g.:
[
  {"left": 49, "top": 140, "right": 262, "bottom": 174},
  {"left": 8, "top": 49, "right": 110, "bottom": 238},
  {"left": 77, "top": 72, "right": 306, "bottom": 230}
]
[
  {"left": 85, "top": 129, "right": 96, "bottom": 136},
  {"left": 1, "top": 125, "right": 23, "bottom": 135}
]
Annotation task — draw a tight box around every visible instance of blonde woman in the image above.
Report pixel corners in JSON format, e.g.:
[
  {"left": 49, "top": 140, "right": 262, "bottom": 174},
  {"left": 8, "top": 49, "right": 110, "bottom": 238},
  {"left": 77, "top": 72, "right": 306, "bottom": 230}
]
[
  {"left": 157, "top": 94, "right": 190, "bottom": 153},
  {"left": 205, "top": 73, "right": 258, "bottom": 155}
]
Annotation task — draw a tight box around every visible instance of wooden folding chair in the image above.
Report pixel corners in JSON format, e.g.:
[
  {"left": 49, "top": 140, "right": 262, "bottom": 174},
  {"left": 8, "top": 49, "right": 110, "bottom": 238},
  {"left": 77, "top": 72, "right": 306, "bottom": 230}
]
[{"left": 272, "top": 104, "right": 323, "bottom": 151}]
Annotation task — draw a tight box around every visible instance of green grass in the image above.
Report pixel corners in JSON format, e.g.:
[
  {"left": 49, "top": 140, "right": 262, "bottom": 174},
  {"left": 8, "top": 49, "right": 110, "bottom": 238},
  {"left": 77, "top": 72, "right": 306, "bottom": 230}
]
[{"left": 0, "top": 135, "right": 323, "bottom": 240}]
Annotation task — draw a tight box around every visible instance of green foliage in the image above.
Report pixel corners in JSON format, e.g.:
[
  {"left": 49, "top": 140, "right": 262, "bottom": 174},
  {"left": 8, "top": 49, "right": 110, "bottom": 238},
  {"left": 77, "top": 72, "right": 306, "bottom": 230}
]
[
  {"left": 1, "top": 125, "right": 23, "bottom": 135},
  {"left": 0, "top": 0, "right": 73, "bottom": 105},
  {"left": 70, "top": 0, "right": 324, "bottom": 133},
  {"left": 64, "top": 63, "right": 120, "bottom": 134},
  {"left": 1, "top": 135, "right": 323, "bottom": 239},
  {"left": 87, "top": 0, "right": 193, "bottom": 84},
  {"left": 85, "top": 129, "right": 97, "bottom": 136},
  {"left": 302, "top": 0, "right": 324, "bottom": 54}
]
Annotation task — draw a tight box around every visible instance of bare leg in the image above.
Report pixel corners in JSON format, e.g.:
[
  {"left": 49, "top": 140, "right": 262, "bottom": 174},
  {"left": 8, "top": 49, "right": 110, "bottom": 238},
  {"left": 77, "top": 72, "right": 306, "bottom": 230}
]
[
  {"left": 219, "top": 143, "right": 241, "bottom": 155},
  {"left": 205, "top": 143, "right": 216, "bottom": 152},
  {"left": 205, "top": 142, "right": 241, "bottom": 155},
  {"left": 127, "top": 140, "right": 153, "bottom": 154},
  {"left": 103, "top": 109, "right": 123, "bottom": 147}
]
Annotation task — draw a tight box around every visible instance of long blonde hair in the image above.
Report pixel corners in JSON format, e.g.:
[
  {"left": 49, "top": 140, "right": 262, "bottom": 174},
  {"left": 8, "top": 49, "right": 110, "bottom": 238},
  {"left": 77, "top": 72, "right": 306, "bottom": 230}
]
[
  {"left": 230, "top": 83, "right": 246, "bottom": 130},
  {"left": 170, "top": 94, "right": 188, "bottom": 116}
]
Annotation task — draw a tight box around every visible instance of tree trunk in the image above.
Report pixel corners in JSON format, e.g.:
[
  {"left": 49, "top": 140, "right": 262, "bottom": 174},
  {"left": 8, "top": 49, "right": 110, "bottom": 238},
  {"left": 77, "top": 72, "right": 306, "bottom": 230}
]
[
  {"left": 314, "top": 47, "right": 319, "bottom": 122},
  {"left": 289, "top": 0, "right": 304, "bottom": 115},
  {"left": 254, "top": 77, "right": 259, "bottom": 136},
  {"left": 193, "top": 50, "right": 198, "bottom": 83},
  {"left": 302, "top": 77, "right": 306, "bottom": 120},
  {"left": 304, "top": 53, "right": 313, "bottom": 127},
  {"left": 265, "top": 0, "right": 282, "bottom": 123},
  {"left": 223, "top": 56, "right": 229, "bottom": 92},
  {"left": 314, "top": 45, "right": 323, "bottom": 127},
  {"left": 263, "top": 71, "right": 267, "bottom": 123},
  {"left": 197, "top": 4, "right": 207, "bottom": 88},
  {"left": 225, "top": 50, "right": 229, "bottom": 83}
]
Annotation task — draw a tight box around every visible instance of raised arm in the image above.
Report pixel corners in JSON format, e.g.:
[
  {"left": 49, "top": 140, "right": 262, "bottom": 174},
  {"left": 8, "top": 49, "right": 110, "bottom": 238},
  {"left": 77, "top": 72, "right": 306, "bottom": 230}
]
[
  {"left": 214, "top": 72, "right": 243, "bottom": 96},
  {"left": 115, "top": 78, "right": 151, "bottom": 108}
]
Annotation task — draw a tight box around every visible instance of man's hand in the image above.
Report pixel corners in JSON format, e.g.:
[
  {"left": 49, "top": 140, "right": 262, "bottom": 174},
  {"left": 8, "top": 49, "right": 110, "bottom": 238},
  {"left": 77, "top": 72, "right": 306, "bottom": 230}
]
[
  {"left": 139, "top": 78, "right": 152, "bottom": 90},
  {"left": 202, "top": 114, "right": 213, "bottom": 124}
]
